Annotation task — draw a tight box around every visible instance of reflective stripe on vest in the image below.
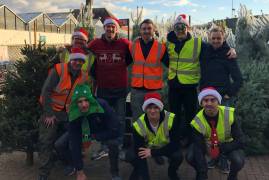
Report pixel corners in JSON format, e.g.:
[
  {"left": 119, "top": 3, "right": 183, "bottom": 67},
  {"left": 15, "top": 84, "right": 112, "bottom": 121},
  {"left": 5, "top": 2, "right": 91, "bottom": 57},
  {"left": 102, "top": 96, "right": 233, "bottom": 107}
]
[
  {"left": 61, "top": 49, "right": 95, "bottom": 73},
  {"left": 50, "top": 63, "right": 88, "bottom": 112},
  {"left": 130, "top": 38, "right": 165, "bottom": 89},
  {"left": 133, "top": 111, "right": 175, "bottom": 148},
  {"left": 190, "top": 106, "right": 234, "bottom": 143},
  {"left": 167, "top": 37, "right": 201, "bottom": 84}
]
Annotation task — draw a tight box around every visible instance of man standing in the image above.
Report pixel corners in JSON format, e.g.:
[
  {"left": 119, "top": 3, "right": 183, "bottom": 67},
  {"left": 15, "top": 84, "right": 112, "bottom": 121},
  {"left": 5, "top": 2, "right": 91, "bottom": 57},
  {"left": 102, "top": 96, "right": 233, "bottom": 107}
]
[
  {"left": 58, "top": 27, "right": 95, "bottom": 73},
  {"left": 68, "top": 84, "right": 121, "bottom": 180},
  {"left": 200, "top": 26, "right": 243, "bottom": 106},
  {"left": 88, "top": 17, "right": 132, "bottom": 150},
  {"left": 186, "top": 87, "right": 245, "bottom": 180},
  {"left": 129, "top": 19, "right": 168, "bottom": 121},
  {"left": 38, "top": 48, "right": 89, "bottom": 180},
  {"left": 127, "top": 92, "right": 183, "bottom": 180}
]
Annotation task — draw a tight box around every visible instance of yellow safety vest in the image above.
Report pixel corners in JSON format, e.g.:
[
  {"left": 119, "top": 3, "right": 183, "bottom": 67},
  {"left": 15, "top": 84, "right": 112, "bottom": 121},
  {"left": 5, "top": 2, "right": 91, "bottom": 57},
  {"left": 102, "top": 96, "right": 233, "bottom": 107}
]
[
  {"left": 59, "top": 48, "right": 95, "bottom": 73},
  {"left": 133, "top": 111, "right": 175, "bottom": 148},
  {"left": 167, "top": 37, "right": 202, "bottom": 84},
  {"left": 190, "top": 106, "right": 235, "bottom": 143}
]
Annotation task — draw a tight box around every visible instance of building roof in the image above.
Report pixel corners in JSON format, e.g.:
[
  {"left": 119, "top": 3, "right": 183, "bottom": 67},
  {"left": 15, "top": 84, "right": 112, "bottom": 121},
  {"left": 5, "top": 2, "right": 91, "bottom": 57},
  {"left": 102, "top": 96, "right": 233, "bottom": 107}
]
[
  {"left": 18, "top": 12, "right": 57, "bottom": 26},
  {"left": 47, "top": 12, "right": 78, "bottom": 26},
  {"left": 0, "top": 4, "right": 26, "bottom": 23},
  {"left": 18, "top": 12, "right": 43, "bottom": 23}
]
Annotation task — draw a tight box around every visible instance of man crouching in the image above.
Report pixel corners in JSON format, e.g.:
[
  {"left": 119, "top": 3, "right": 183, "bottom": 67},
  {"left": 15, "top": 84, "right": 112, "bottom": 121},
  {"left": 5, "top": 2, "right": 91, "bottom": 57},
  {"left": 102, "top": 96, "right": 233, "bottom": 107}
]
[
  {"left": 186, "top": 87, "right": 245, "bottom": 180},
  {"left": 127, "top": 92, "right": 183, "bottom": 180},
  {"left": 68, "top": 84, "right": 122, "bottom": 180}
]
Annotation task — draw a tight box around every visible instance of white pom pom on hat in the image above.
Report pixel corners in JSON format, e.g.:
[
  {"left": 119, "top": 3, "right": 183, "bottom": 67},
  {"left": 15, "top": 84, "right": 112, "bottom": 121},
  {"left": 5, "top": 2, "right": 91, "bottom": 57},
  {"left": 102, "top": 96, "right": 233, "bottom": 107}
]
[{"left": 198, "top": 87, "right": 222, "bottom": 105}]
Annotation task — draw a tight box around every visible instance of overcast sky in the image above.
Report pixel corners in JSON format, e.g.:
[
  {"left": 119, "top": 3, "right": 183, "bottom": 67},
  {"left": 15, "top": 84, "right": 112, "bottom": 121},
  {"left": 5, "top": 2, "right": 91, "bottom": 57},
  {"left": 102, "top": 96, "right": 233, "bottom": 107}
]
[{"left": 2, "top": 0, "right": 269, "bottom": 24}]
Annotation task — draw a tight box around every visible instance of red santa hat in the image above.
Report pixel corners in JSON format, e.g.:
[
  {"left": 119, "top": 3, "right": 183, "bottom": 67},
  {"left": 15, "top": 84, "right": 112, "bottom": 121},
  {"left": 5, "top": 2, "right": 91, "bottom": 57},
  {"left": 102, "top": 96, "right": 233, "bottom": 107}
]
[
  {"left": 72, "top": 27, "right": 88, "bottom": 41},
  {"left": 69, "top": 47, "right": 87, "bottom": 62},
  {"left": 198, "top": 87, "right": 222, "bottom": 105},
  {"left": 142, "top": 92, "right": 164, "bottom": 112},
  {"left": 174, "top": 14, "right": 190, "bottom": 27},
  {"left": 103, "top": 16, "right": 120, "bottom": 29}
]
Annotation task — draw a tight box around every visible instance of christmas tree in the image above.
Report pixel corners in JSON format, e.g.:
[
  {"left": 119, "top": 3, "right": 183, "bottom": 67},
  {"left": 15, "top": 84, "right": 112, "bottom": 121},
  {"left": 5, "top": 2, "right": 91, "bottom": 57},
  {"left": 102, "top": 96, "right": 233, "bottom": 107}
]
[
  {"left": 0, "top": 43, "right": 56, "bottom": 165},
  {"left": 131, "top": 6, "right": 143, "bottom": 40},
  {"left": 235, "top": 4, "right": 269, "bottom": 155}
]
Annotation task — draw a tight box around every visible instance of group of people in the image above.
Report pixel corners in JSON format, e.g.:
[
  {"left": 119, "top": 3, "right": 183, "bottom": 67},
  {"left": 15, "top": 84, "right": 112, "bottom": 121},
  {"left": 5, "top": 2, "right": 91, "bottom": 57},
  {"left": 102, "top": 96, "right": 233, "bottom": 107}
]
[{"left": 37, "top": 14, "right": 244, "bottom": 180}]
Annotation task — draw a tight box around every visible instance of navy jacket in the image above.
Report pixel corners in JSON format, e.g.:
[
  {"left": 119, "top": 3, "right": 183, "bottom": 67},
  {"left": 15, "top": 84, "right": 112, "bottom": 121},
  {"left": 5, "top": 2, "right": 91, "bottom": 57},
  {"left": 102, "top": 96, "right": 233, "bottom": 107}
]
[
  {"left": 68, "top": 98, "right": 120, "bottom": 170},
  {"left": 200, "top": 42, "right": 243, "bottom": 96}
]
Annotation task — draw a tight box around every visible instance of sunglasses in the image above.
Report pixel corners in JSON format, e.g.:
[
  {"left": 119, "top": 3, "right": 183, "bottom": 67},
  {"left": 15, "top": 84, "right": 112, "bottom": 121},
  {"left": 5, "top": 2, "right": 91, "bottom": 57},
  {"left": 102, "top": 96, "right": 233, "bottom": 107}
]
[{"left": 174, "top": 23, "right": 187, "bottom": 32}]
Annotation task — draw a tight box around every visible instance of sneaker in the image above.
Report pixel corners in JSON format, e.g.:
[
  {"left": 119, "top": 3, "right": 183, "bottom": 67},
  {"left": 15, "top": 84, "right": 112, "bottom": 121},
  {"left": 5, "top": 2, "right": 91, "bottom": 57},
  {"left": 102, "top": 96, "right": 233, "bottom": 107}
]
[
  {"left": 63, "top": 166, "right": 76, "bottom": 176},
  {"left": 196, "top": 173, "right": 208, "bottom": 180},
  {"left": 119, "top": 149, "right": 126, "bottom": 161},
  {"left": 217, "top": 156, "right": 230, "bottom": 174},
  {"left": 112, "top": 175, "right": 122, "bottom": 180},
  {"left": 227, "top": 175, "right": 238, "bottom": 180},
  {"left": 37, "top": 175, "right": 48, "bottom": 180},
  {"left": 168, "top": 168, "right": 180, "bottom": 180},
  {"left": 91, "top": 149, "right": 109, "bottom": 160},
  {"left": 153, "top": 156, "right": 165, "bottom": 165},
  {"left": 207, "top": 159, "right": 217, "bottom": 169}
]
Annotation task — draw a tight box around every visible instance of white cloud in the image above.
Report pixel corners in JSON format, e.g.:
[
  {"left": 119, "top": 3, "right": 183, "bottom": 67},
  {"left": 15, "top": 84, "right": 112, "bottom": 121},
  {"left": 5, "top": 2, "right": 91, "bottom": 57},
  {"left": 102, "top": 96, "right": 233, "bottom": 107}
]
[
  {"left": 98, "top": 2, "right": 132, "bottom": 13},
  {"left": 253, "top": 0, "right": 269, "bottom": 3},
  {"left": 2, "top": 0, "right": 84, "bottom": 13},
  {"left": 16, "top": 0, "right": 29, "bottom": 6},
  {"left": 191, "top": 9, "right": 197, "bottom": 13}
]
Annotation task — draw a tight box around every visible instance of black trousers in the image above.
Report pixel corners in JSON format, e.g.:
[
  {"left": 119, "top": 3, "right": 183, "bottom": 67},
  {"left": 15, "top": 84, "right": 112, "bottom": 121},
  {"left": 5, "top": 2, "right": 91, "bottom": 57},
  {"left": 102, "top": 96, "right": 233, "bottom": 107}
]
[
  {"left": 168, "top": 86, "right": 198, "bottom": 138},
  {"left": 186, "top": 144, "right": 245, "bottom": 180},
  {"left": 126, "top": 149, "right": 183, "bottom": 180}
]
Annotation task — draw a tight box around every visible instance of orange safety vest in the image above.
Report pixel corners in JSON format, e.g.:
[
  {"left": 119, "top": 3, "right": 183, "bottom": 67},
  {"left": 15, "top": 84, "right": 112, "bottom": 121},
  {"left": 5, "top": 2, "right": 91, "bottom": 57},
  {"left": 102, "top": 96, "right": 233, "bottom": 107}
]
[
  {"left": 129, "top": 38, "right": 166, "bottom": 89},
  {"left": 40, "top": 63, "right": 88, "bottom": 112}
]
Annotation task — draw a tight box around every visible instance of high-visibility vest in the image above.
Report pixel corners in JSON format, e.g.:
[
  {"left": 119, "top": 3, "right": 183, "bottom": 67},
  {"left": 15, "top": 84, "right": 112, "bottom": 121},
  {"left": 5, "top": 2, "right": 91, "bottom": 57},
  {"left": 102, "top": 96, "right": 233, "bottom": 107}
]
[
  {"left": 133, "top": 111, "right": 175, "bottom": 148},
  {"left": 190, "top": 106, "right": 235, "bottom": 143},
  {"left": 129, "top": 38, "right": 166, "bottom": 89},
  {"left": 40, "top": 63, "right": 88, "bottom": 112},
  {"left": 60, "top": 48, "right": 95, "bottom": 73},
  {"left": 167, "top": 37, "right": 202, "bottom": 84}
]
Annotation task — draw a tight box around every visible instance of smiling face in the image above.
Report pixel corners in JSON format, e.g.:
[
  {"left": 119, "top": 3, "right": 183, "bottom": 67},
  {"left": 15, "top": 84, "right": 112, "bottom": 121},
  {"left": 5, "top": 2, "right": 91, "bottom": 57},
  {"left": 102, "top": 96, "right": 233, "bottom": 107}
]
[
  {"left": 145, "top": 104, "right": 161, "bottom": 122},
  {"left": 70, "top": 59, "right": 85, "bottom": 71},
  {"left": 174, "top": 23, "right": 188, "bottom": 39},
  {"left": 209, "top": 31, "right": 225, "bottom": 49},
  {"left": 140, "top": 22, "right": 155, "bottom": 42},
  {"left": 72, "top": 35, "right": 87, "bottom": 48},
  {"left": 104, "top": 23, "right": 117, "bottom": 40}
]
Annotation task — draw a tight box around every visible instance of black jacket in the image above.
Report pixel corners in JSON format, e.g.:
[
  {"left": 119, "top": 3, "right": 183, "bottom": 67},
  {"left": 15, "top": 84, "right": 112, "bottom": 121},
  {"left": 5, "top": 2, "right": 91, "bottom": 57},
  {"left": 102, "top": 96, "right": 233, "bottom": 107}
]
[
  {"left": 200, "top": 42, "right": 243, "bottom": 96},
  {"left": 132, "top": 111, "right": 181, "bottom": 157}
]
